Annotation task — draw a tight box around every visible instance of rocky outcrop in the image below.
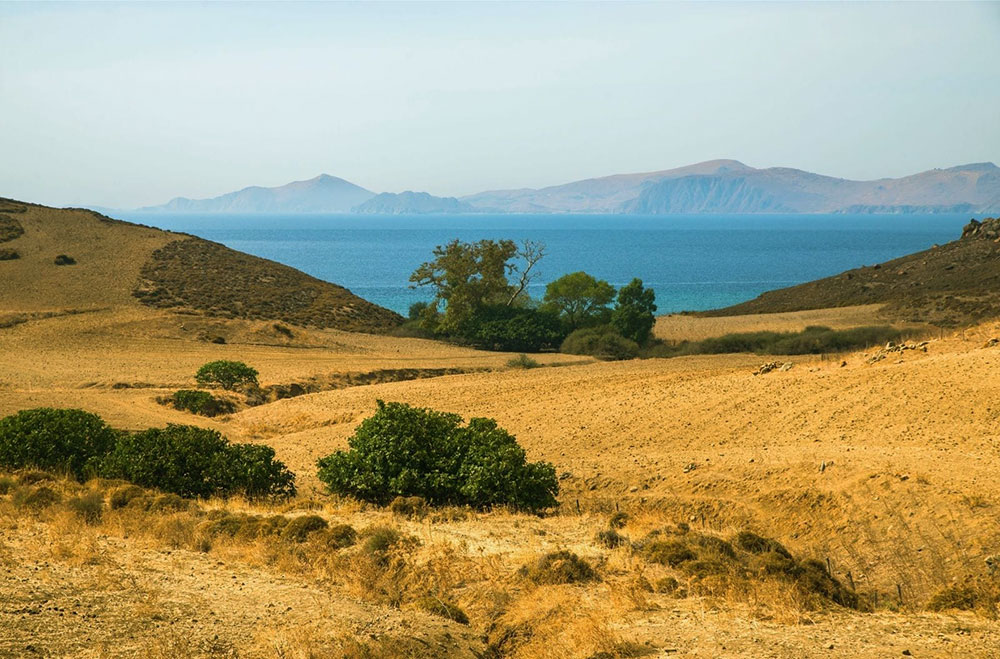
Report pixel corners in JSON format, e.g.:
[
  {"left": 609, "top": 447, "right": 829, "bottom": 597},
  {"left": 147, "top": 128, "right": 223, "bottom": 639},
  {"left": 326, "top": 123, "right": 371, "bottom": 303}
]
[{"left": 961, "top": 218, "right": 1000, "bottom": 241}]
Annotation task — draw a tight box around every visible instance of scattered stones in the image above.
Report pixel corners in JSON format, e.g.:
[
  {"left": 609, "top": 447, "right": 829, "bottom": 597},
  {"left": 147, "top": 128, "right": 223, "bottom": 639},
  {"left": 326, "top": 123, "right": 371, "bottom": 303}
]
[
  {"left": 961, "top": 217, "right": 1000, "bottom": 242},
  {"left": 753, "top": 361, "right": 793, "bottom": 376},
  {"left": 682, "top": 463, "right": 698, "bottom": 473},
  {"left": 866, "top": 340, "right": 928, "bottom": 364}
]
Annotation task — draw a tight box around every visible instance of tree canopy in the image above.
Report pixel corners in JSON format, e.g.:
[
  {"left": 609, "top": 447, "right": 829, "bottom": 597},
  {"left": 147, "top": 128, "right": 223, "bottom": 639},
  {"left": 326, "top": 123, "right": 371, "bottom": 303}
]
[
  {"left": 409, "top": 239, "right": 545, "bottom": 334},
  {"left": 611, "top": 278, "right": 657, "bottom": 344},
  {"left": 542, "top": 271, "right": 616, "bottom": 330}
]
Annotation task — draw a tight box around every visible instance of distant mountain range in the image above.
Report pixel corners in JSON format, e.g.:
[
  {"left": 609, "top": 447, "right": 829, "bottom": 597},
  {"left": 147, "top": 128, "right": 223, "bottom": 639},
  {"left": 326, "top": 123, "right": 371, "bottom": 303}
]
[{"left": 129, "top": 160, "right": 1000, "bottom": 215}]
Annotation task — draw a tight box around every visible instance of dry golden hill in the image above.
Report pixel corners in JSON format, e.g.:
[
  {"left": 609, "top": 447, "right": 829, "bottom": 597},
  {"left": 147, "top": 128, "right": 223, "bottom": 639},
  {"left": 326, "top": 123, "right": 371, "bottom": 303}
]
[
  {"left": 703, "top": 217, "right": 1000, "bottom": 327},
  {"left": 0, "top": 198, "right": 402, "bottom": 332}
]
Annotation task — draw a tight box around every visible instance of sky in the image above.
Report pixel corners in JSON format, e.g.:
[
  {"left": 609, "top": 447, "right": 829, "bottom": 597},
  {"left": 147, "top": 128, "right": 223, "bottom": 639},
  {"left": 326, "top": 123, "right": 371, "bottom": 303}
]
[{"left": 1, "top": 1, "right": 999, "bottom": 209}]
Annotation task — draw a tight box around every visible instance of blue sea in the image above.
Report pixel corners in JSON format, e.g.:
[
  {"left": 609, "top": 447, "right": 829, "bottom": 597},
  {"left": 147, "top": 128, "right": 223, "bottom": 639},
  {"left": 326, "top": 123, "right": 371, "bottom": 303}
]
[{"left": 121, "top": 213, "right": 975, "bottom": 316}]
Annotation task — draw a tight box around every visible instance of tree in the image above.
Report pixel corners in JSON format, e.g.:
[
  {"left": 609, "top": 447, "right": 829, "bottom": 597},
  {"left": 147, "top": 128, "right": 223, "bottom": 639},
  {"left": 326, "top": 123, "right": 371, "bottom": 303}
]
[
  {"left": 316, "top": 401, "right": 558, "bottom": 511},
  {"left": 543, "top": 271, "right": 616, "bottom": 330},
  {"left": 195, "top": 360, "right": 259, "bottom": 390},
  {"left": 409, "top": 239, "right": 545, "bottom": 335},
  {"left": 611, "top": 278, "right": 657, "bottom": 344}
]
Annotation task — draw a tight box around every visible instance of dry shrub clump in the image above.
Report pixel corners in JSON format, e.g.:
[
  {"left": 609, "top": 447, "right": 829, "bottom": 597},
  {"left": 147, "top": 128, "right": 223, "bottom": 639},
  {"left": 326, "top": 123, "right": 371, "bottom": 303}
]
[
  {"left": 521, "top": 550, "right": 599, "bottom": 585},
  {"left": 926, "top": 576, "right": 1000, "bottom": 618},
  {"left": 634, "top": 527, "right": 862, "bottom": 611}
]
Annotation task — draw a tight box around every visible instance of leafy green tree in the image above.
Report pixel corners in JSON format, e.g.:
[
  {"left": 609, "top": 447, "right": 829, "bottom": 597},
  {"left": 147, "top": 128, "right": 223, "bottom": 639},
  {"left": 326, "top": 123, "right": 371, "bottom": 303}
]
[
  {"left": 0, "top": 408, "right": 117, "bottom": 480},
  {"left": 195, "top": 360, "right": 259, "bottom": 390},
  {"left": 317, "top": 401, "right": 558, "bottom": 512},
  {"left": 543, "top": 271, "right": 616, "bottom": 330},
  {"left": 610, "top": 278, "right": 657, "bottom": 344},
  {"left": 409, "top": 239, "right": 545, "bottom": 335}
]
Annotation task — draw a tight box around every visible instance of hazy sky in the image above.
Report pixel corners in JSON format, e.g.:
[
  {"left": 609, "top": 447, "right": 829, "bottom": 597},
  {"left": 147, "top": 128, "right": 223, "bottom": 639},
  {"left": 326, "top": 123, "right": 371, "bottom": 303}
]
[{"left": 2, "top": 1, "right": 998, "bottom": 208}]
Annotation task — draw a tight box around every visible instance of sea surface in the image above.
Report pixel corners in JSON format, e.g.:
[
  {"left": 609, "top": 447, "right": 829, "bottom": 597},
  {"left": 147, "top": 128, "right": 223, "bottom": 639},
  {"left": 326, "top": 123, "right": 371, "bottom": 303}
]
[{"left": 120, "top": 213, "right": 975, "bottom": 316}]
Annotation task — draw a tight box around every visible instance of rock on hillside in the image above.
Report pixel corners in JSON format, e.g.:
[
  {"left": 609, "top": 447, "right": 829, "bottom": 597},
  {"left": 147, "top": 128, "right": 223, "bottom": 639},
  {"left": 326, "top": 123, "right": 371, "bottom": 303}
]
[{"left": 702, "top": 217, "right": 1000, "bottom": 327}]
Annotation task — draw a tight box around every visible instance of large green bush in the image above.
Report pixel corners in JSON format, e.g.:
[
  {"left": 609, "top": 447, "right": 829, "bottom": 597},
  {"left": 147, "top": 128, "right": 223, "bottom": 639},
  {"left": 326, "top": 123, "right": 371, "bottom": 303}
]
[
  {"left": 316, "top": 401, "right": 558, "bottom": 512},
  {"left": 194, "top": 360, "right": 259, "bottom": 390},
  {"left": 465, "top": 306, "right": 564, "bottom": 353},
  {"left": 561, "top": 325, "right": 639, "bottom": 360},
  {"left": 99, "top": 424, "right": 295, "bottom": 499},
  {"left": 0, "top": 408, "right": 117, "bottom": 480}
]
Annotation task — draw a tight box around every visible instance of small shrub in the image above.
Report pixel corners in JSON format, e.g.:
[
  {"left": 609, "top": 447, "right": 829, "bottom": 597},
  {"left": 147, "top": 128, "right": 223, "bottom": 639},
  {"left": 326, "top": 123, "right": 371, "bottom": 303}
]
[
  {"left": 12, "top": 485, "right": 61, "bottom": 510},
  {"left": 0, "top": 475, "right": 14, "bottom": 494},
  {"left": 318, "top": 523, "right": 358, "bottom": 549},
  {"left": 522, "top": 550, "right": 598, "bottom": 585},
  {"left": 17, "top": 469, "right": 55, "bottom": 485},
  {"left": 362, "top": 526, "right": 405, "bottom": 557},
  {"left": 595, "top": 529, "right": 626, "bottom": 549},
  {"left": 99, "top": 424, "right": 295, "bottom": 499},
  {"left": 415, "top": 595, "right": 469, "bottom": 625},
  {"left": 280, "top": 515, "right": 328, "bottom": 543},
  {"left": 733, "top": 531, "right": 792, "bottom": 558},
  {"left": 608, "top": 511, "right": 629, "bottom": 529},
  {"left": 273, "top": 323, "right": 294, "bottom": 338},
  {"left": 67, "top": 491, "right": 104, "bottom": 524},
  {"left": 390, "top": 495, "right": 429, "bottom": 519},
  {"left": 317, "top": 401, "right": 558, "bottom": 512},
  {"left": 642, "top": 540, "right": 696, "bottom": 567},
  {"left": 54, "top": 254, "right": 76, "bottom": 265},
  {"left": 0, "top": 248, "right": 19, "bottom": 261},
  {"left": 170, "top": 390, "right": 236, "bottom": 417},
  {"left": 0, "top": 408, "right": 117, "bottom": 480},
  {"left": 194, "top": 360, "right": 259, "bottom": 390},
  {"left": 561, "top": 326, "right": 639, "bottom": 360},
  {"left": 506, "top": 354, "right": 541, "bottom": 369},
  {"left": 654, "top": 576, "right": 680, "bottom": 594},
  {"left": 109, "top": 484, "right": 146, "bottom": 509},
  {"left": 927, "top": 585, "right": 980, "bottom": 612}
]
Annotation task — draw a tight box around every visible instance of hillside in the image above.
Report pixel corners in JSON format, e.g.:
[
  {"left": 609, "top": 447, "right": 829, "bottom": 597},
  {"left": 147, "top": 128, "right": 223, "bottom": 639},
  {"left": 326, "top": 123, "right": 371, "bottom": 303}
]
[
  {"left": 703, "top": 217, "right": 1000, "bottom": 326},
  {"left": 137, "top": 174, "right": 375, "bottom": 213},
  {"left": 0, "top": 198, "right": 402, "bottom": 332},
  {"left": 352, "top": 191, "right": 477, "bottom": 214}
]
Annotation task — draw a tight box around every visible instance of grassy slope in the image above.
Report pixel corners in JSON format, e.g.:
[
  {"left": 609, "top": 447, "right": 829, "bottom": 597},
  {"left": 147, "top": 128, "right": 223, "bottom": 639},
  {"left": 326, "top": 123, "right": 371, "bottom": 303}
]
[
  {"left": 701, "top": 219, "right": 1000, "bottom": 327},
  {"left": 0, "top": 198, "right": 402, "bottom": 332}
]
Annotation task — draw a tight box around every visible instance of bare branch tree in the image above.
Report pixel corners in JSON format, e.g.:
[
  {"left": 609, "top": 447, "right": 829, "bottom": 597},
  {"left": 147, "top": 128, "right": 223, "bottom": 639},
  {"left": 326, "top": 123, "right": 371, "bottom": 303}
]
[{"left": 506, "top": 240, "right": 546, "bottom": 306}]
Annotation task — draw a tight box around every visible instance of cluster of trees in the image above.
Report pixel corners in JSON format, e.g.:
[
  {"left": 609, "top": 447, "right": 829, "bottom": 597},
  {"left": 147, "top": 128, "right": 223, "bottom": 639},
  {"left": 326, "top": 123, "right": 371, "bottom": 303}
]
[{"left": 406, "top": 239, "right": 657, "bottom": 356}]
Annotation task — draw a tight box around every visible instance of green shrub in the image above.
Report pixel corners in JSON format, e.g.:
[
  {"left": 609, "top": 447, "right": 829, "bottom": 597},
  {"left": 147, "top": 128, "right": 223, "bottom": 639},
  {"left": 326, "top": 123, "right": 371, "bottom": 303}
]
[
  {"left": 0, "top": 475, "right": 14, "bottom": 494},
  {"left": 194, "top": 360, "right": 259, "bottom": 390},
  {"left": 67, "top": 491, "right": 104, "bottom": 524},
  {"left": 733, "top": 531, "right": 792, "bottom": 558},
  {"left": 0, "top": 248, "right": 19, "bottom": 261},
  {"left": 464, "top": 306, "right": 564, "bottom": 353},
  {"left": 506, "top": 354, "right": 541, "bottom": 369},
  {"left": 521, "top": 550, "right": 598, "bottom": 585},
  {"left": 317, "top": 401, "right": 558, "bottom": 512},
  {"left": 170, "top": 390, "right": 236, "bottom": 417},
  {"left": 99, "top": 424, "right": 295, "bottom": 499},
  {"left": 54, "top": 254, "right": 76, "bottom": 265},
  {"left": 0, "top": 408, "right": 117, "bottom": 480},
  {"left": 415, "top": 595, "right": 470, "bottom": 624},
  {"left": 661, "top": 326, "right": 909, "bottom": 358},
  {"left": 362, "top": 526, "right": 405, "bottom": 556},
  {"left": 561, "top": 326, "right": 639, "bottom": 360},
  {"left": 280, "top": 515, "right": 328, "bottom": 543}
]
